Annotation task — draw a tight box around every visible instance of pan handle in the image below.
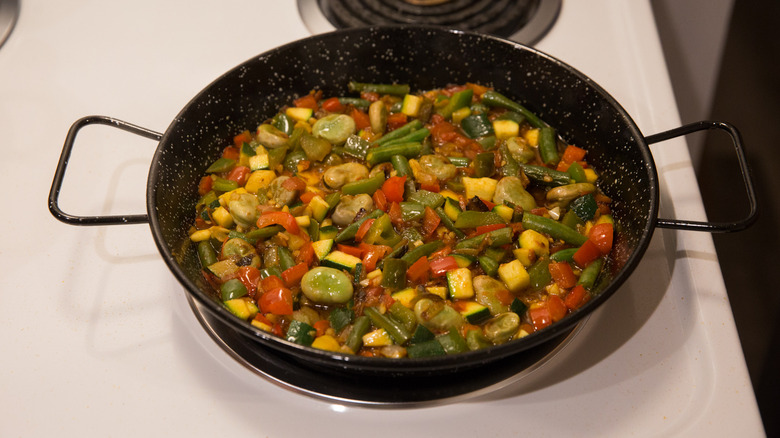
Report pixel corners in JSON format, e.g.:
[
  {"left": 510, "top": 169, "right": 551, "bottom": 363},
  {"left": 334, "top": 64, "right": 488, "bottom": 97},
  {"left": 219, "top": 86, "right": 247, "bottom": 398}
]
[
  {"left": 48, "top": 115, "right": 163, "bottom": 226},
  {"left": 645, "top": 120, "right": 758, "bottom": 233}
]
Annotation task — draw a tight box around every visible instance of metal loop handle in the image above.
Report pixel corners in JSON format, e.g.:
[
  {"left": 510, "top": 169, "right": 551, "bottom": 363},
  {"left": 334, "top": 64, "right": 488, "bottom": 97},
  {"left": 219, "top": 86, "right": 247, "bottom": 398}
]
[
  {"left": 48, "top": 115, "right": 163, "bottom": 226},
  {"left": 645, "top": 120, "right": 758, "bottom": 233}
]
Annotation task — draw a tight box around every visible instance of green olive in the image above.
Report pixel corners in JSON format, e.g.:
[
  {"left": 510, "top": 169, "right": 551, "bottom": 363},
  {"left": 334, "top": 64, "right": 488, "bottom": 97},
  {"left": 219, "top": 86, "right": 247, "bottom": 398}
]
[{"left": 300, "top": 267, "right": 354, "bottom": 304}]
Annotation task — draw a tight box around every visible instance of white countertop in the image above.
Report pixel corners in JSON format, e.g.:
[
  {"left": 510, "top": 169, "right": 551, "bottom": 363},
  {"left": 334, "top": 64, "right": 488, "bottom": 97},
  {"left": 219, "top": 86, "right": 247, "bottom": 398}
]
[{"left": 0, "top": 0, "right": 764, "bottom": 436}]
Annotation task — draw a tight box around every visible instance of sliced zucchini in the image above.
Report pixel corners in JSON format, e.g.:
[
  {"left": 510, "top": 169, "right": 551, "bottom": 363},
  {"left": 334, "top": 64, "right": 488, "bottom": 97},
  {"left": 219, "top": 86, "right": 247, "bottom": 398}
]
[
  {"left": 455, "top": 301, "right": 491, "bottom": 324},
  {"left": 401, "top": 94, "right": 423, "bottom": 117},
  {"left": 462, "top": 176, "right": 498, "bottom": 201},
  {"left": 248, "top": 145, "right": 270, "bottom": 170},
  {"left": 318, "top": 225, "right": 339, "bottom": 241},
  {"left": 497, "top": 259, "right": 530, "bottom": 293},
  {"left": 492, "top": 204, "right": 514, "bottom": 222},
  {"left": 224, "top": 297, "right": 259, "bottom": 320},
  {"left": 391, "top": 287, "right": 418, "bottom": 308},
  {"left": 308, "top": 195, "right": 331, "bottom": 222},
  {"left": 451, "top": 253, "right": 475, "bottom": 268},
  {"left": 446, "top": 267, "right": 475, "bottom": 299},
  {"left": 311, "top": 239, "right": 334, "bottom": 260},
  {"left": 321, "top": 250, "right": 362, "bottom": 273},
  {"left": 285, "top": 107, "right": 314, "bottom": 123}
]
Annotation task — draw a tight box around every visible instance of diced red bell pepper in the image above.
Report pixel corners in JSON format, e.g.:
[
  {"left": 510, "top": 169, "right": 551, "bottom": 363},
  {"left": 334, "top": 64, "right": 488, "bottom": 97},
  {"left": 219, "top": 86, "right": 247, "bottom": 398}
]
[
  {"left": 260, "top": 275, "right": 285, "bottom": 293},
  {"left": 293, "top": 93, "right": 319, "bottom": 109},
  {"left": 222, "top": 146, "right": 240, "bottom": 160},
  {"left": 560, "top": 145, "right": 587, "bottom": 163},
  {"left": 313, "top": 319, "right": 330, "bottom": 337},
  {"left": 589, "top": 222, "right": 614, "bottom": 255},
  {"left": 233, "top": 130, "right": 252, "bottom": 147},
  {"left": 474, "top": 223, "right": 505, "bottom": 236},
  {"left": 198, "top": 175, "right": 213, "bottom": 196},
  {"left": 421, "top": 207, "right": 441, "bottom": 238},
  {"left": 258, "top": 287, "right": 293, "bottom": 315},
  {"left": 529, "top": 305, "right": 552, "bottom": 331},
  {"left": 321, "top": 97, "right": 344, "bottom": 113},
  {"left": 282, "top": 262, "right": 309, "bottom": 287},
  {"left": 388, "top": 202, "right": 404, "bottom": 227},
  {"left": 281, "top": 176, "right": 307, "bottom": 192},
  {"left": 336, "top": 244, "right": 364, "bottom": 258},
  {"left": 419, "top": 181, "right": 440, "bottom": 193},
  {"left": 381, "top": 176, "right": 406, "bottom": 203},
  {"left": 350, "top": 107, "right": 371, "bottom": 130},
  {"left": 372, "top": 189, "right": 388, "bottom": 212},
  {"left": 355, "top": 219, "right": 376, "bottom": 242},
  {"left": 407, "top": 256, "right": 431, "bottom": 284},
  {"left": 548, "top": 295, "right": 567, "bottom": 322},
  {"left": 548, "top": 261, "right": 577, "bottom": 289},
  {"left": 386, "top": 112, "right": 408, "bottom": 130},
  {"left": 429, "top": 256, "right": 459, "bottom": 278},
  {"left": 358, "top": 243, "right": 391, "bottom": 272},
  {"left": 236, "top": 266, "right": 261, "bottom": 298},
  {"left": 296, "top": 241, "right": 315, "bottom": 266},
  {"left": 299, "top": 191, "right": 316, "bottom": 204},
  {"left": 573, "top": 239, "right": 601, "bottom": 267},
  {"left": 226, "top": 165, "right": 250, "bottom": 187},
  {"left": 564, "top": 284, "right": 590, "bottom": 310},
  {"left": 256, "top": 211, "right": 300, "bottom": 235}
]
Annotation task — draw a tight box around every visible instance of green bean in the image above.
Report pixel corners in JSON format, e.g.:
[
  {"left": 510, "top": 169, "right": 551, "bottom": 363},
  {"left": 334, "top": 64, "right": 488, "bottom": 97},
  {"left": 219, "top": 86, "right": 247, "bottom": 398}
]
[
  {"left": 365, "top": 142, "right": 423, "bottom": 166},
  {"left": 453, "top": 211, "right": 506, "bottom": 229},
  {"left": 277, "top": 246, "right": 296, "bottom": 271},
  {"left": 334, "top": 209, "right": 384, "bottom": 243},
  {"left": 434, "top": 207, "right": 466, "bottom": 238},
  {"left": 390, "top": 154, "right": 414, "bottom": 177},
  {"left": 406, "top": 190, "right": 445, "bottom": 209},
  {"left": 373, "top": 120, "right": 423, "bottom": 146},
  {"left": 341, "top": 172, "right": 385, "bottom": 195},
  {"left": 454, "top": 227, "right": 513, "bottom": 250},
  {"left": 578, "top": 257, "right": 604, "bottom": 290},
  {"left": 389, "top": 301, "right": 417, "bottom": 333},
  {"left": 338, "top": 97, "right": 371, "bottom": 110},
  {"left": 522, "top": 213, "right": 588, "bottom": 246},
  {"left": 197, "top": 241, "right": 218, "bottom": 267},
  {"left": 480, "top": 90, "right": 545, "bottom": 128},
  {"left": 382, "top": 128, "right": 430, "bottom": 147},
  {"left": 550, "top": 247, "right": 578, "bottom": 262},
  {"left": 499, "top": 144, "right": 521, "bottom": 177},
  {"left": 539, "top": 126, "right": 560, "bottom": 166},
  {"left": 437, "top": 89, "right": 474, "bottom": 119},
  {"left": 345, "top": 315, "right": 371, "bottom": 353},
  {"left": 519, "top": 163, "right": 572, "bottom": 186},
  {"left": 447, "top": 156, "right": 470, "bottom": 168},
  {"left": 348, "top": 81, "right": 410, "bottom": 96},
  {"left": 400, "top": 241, "right": 444, "bottom": 264},
  {"left": 364, "top": 307, "right": 411, "bottom": 345}
]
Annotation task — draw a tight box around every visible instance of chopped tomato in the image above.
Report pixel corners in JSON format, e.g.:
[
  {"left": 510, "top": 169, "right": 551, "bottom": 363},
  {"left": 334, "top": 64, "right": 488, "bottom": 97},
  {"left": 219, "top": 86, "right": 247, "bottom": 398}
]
[
  {"left": 350, "top": 107, "right": 371, "bottom": 131},
  {"left": 222, "top": 146, "right": 240, "bottom": 160},
  {"left": 256, "top": 211, "right": 300, "bottom": 234},
  {"left": 233, "top": 130, "right": 252, "bottom": 147},
  {"left": 258, "top": 287, "right": 293, "bottom": 315},
  {"left": 360, "top": 91, "right": 379, "bottom": 102},
  {"left": 564, "top": 284, "right": 590, "bottom": 310},
  {"left": 355, "top": 218, "right": 376, "bottom": 242},
  {"left": 282, "top": 262, "right": 308, "bottom": 286},
  {"left": 421, "top": 207, "right": 441, "bottom": 238},
  {"left": 386, "top": 112, "right": 408, "bottom": 130},
  {"left": 429, "top": 256, "right": 459, "bottom": 277},
  {"left": 321, "top": 96, "right": 344, "bottom": 112},
  {"left": 407, "top": 256, "right": 431, "bottom": 284},
  {"left": 381, "top": 176, "right": 406, "bottom": 203},
  {"left": 548, "top": 261, "right": 577, "bottom": 289},
  {"left": 429, "top": 245, "right": 452, "bottom": 260},
  {"left": 494, "top": 288, "right": 515, "bottom": 306},
  {"left": 226, "top": 165, "right": 250, "bottom": 186},
  {"left": 197, "top": 175, "right": 213, "bottom": 196},
  {"left": 235, "top": 266, "right": 261, "bottom": 298},
  {"left": 281, "top": 176, "right": 307, "bottom": 192},
  {"left": 372, "top": 189, "right": 388, "bottom": 212},
  {"left": 573, "top": 239, "right": 601, "bottom": 267},
  {"left": 589, "top": 222, "right": 614, "bottom": 255}
]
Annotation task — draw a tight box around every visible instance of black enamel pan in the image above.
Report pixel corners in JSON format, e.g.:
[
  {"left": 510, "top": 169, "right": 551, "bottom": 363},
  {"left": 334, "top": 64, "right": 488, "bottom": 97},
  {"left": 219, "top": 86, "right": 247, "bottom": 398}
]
[{"left": 49, "top": 26, "right": 757, "bottom": 379}]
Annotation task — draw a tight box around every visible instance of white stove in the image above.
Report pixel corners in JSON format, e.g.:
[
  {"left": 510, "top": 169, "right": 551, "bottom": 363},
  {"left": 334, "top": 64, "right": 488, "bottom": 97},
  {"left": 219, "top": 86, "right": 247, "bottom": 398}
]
[{"left": 0, "top": 0, "right": 765, "bottom": 436}]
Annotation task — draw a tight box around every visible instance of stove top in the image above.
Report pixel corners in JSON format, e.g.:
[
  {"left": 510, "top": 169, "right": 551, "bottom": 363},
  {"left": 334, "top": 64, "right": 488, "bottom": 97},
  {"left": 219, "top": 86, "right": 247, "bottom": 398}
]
[{"left": 299, "top": 0, "right": 561, "bottom": 44}]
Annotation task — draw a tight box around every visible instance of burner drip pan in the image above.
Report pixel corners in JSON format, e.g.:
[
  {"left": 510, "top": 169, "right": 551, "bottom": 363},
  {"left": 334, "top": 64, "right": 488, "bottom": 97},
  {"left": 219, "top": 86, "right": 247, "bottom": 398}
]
[{"left": 187, "top": 294, "right": 584, "bottom": 406}]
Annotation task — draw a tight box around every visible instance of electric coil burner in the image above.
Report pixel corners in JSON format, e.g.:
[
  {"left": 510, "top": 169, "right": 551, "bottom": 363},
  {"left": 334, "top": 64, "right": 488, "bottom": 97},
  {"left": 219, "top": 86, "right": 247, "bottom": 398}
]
[{"left": 298, "top": 0, "right": 561, "bottom": 44}]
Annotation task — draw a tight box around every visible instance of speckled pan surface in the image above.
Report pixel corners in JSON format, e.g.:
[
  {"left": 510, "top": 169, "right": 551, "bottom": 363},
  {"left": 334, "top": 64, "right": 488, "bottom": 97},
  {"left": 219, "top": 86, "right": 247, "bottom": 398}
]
[{"left": 146, "top": 26, "right": 658, "bottom": 374}]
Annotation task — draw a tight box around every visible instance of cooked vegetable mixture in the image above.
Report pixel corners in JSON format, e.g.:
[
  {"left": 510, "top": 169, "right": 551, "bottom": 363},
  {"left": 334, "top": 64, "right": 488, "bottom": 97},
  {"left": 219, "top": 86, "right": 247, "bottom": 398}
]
[{"left": 189, "top": 82, "right": 615, "bottom": 358}]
